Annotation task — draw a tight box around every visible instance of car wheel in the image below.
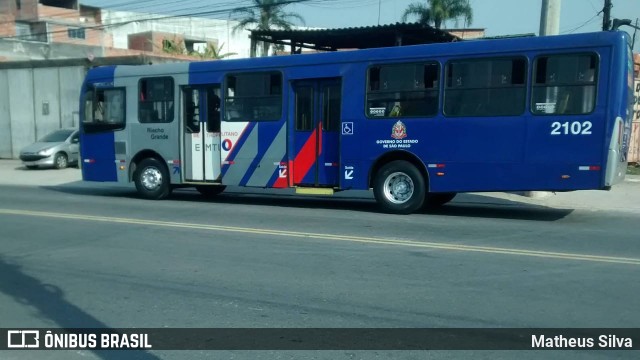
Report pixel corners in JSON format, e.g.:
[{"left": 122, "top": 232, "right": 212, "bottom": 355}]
[
  {"left": 373, "top": 160, "right": 426, "bottom": 214},
  {"left": 53, "top": 153, "right": 68, "bottom": 169},
  {"left": 196, "top": 185, "right": 226, "bottom": 197},
  {"left": 424, "top": 192, "right": 457, "bottom": 209},
  {"left": 134, "top": 158, "right": 171, "bottom": 200}
]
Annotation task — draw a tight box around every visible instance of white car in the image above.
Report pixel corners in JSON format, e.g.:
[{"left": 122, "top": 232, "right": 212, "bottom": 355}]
[{"left": 19, "top": 129, "right": 80, "bottom": 169}]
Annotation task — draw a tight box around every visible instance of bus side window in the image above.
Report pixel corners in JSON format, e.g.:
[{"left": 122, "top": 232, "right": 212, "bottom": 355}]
[
  {"left": 532, "top": 53, "right": 597, "bottom": 115},
  {"left": 366, "top": 62, "right": 440, "bottom": 118},
  {"left": 139, "top": 77, "right": 175, "bottom": 123}
]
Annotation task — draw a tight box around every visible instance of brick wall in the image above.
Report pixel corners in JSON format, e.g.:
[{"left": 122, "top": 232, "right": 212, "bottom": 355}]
[
  {"left": 0, "top": 16, "right": 16, "bottom": 37},
  {"left": 48, "top": 23, "right": 112, "bottom": 47},
  {"left": 38, "top": 4, "right": 79, "bottom": 22},
  {"left": 15, "top": 0, "right": 38, "bottom": 21},
  {"left": 128, "top": 33, "right": 154, "bottom": 52},
  {"left": 128, "top": 31, "right": 186, "bottom": 54},
  {"left": 105, "top": 47, "right": 200, "bottom": 62}
]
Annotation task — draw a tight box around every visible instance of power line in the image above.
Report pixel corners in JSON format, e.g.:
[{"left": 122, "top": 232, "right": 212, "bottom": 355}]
[
  {"left": 0, "top": 0, "right": 197, "bottom": 27},
  {"left": 0, "top": 0, "right": 315, "bottom": 42},
  {"left": 561, "top": 13, "right": 601, "bottom": 34}
]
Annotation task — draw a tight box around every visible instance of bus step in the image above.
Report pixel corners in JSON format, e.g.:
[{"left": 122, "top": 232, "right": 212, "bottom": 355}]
[{"left": 295, "top": 187, "right": 334, "bottom": 196}]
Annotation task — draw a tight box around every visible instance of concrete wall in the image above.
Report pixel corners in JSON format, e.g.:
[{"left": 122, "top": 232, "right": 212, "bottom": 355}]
[
  {"left": 59, "top": 66, "right": 84, "bottom": 128},
  {"left": 0, "top": 70, "right": 11, "bottom": 158},
  {"left": 0, "top": 65, "right": 85, "bottom": 158},
  {"left": 7, "top": 69, "right": 35, "bottom": 158},
  {"left": 0, "top": 39, "right": 106, "bottom": 61}
]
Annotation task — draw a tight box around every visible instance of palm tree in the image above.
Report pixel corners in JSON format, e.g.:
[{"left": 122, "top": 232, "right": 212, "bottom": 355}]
[
  {"left": 231, "top": 0, "right": 305, "bottom": 57},
  {"left": 193, "top": 42, "right": 237, "bottom": 60},
  {"left": 401, "top": 0, "right": 473, "bottom": 29}
]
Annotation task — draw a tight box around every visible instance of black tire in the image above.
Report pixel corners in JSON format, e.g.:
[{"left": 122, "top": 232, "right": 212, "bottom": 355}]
[
  {"left": 373, "top": 160, "right": 426, "bottom": 214},
  {"left": 424, "top": 192, "right": 457, "bottom": 209},
  {"left": 196, "top": 185, "right": 226, "bottom": 197},
  {"left": 53, "top": 153, "right": 68, "bottom": 169},
  {"left": 134, "top": 158, "right": 171, "bottom": 200},
  {"left": 26, "top": 165, "right": 38, "bottom": 170}
]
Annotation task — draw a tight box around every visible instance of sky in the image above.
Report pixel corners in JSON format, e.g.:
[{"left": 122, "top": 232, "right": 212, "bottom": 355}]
[{"left": 86, "top": 0, "right": 640, "bottom": 49}]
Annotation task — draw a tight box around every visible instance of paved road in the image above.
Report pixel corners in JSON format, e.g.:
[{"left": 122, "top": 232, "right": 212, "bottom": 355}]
[{"left": 0, "top": 181, "right": 638, "bottom": 359}]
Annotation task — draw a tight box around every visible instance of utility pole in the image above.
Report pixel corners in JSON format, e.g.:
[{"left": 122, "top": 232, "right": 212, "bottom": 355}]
[
  {"left": 531, "top": 0, "right": 561, "bottom": 199},
  {"left": 603, "top": 0, "right": 612, "bottom": 31},
  {"left": 539, "top": 0, "right": 561, "bottom": 36},
  {"left": 633, "top": 18, "right": 638, "bottom": 50}
]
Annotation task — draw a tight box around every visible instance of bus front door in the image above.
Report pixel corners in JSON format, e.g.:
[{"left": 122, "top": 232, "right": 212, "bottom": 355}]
[
  {"left": 182, "top": 85, "right": 222, "bottom": 182},
  {"left": 292, "top": 79, "right": 342, "bottom": 187}
]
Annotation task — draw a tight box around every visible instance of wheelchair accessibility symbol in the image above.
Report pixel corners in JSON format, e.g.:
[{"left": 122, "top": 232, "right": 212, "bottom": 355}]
[{"left": 342, "top": 122, "right": 354, "bottom": 135}]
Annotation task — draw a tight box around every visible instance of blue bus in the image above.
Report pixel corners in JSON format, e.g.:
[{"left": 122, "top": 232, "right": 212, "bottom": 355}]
[{"left": 80, "top": 31, "right": 634, "bottom": 214}]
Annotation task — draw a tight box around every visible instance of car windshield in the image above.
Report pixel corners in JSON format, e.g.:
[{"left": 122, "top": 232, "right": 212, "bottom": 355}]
[{"left": 39, "top": 130, "right": 73, "bottom": 142}]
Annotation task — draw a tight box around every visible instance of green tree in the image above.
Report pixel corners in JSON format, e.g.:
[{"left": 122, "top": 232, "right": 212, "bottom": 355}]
[
  {"left": 161, "top": 38, "right": 186, "bottom": 55},
  {"left": 231, "top": 0, "right": 305, "bottom": 57},
  {"left": 401, "top": 0, "right": 473, "bottom": 29},
  {"left": 192, "top": 42, "right": 237, "bottom": 60}
]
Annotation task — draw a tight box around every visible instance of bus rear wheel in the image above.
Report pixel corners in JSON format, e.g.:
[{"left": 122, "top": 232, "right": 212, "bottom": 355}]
[
  {"left": 196, "top": 185, "right": 226, "bottom": 197},
  {"left": 373, "top": 160, "right": 426, "bottom": 214},
  {"left": 424, "top": 192, "right": 457, "bottom": 209},
  {"left": 134, "top": 158, "right": 171, "bottom": 200}
]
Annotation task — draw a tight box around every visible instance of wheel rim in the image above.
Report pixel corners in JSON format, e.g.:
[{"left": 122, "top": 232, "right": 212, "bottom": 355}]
[
  {"left": 141, "top": 167, "right": 163, "bottom": 191},
  {"left": 56, "top": 155, "right": 67, "bottom": 168},
  {"left": 383, "top": 171, "right": 414, "bottom": 204}
]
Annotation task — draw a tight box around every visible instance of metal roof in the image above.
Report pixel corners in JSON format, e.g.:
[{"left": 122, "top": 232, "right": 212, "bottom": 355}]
[{"left": 250, "top": 22, "right": 460, "bottom": 55}]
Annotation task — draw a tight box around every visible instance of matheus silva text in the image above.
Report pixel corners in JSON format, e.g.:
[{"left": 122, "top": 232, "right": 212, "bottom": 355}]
[{"left": 532, "top": 335, "right": 633, "bottom": 349}]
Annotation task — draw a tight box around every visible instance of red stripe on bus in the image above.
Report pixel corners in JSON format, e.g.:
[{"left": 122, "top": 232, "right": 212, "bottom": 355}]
[{"left": 293, "top": 128, "right": 318, "bottom": 184}]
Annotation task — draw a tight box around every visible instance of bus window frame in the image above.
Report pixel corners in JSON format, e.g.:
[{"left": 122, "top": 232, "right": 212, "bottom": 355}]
[
  {"left": 138, "top": 76, "right": 175, "bottom": 124},
  {"left": 82, "top": 86, "right": 127, "bottom": 134},
  {"left": 365, "top": 61, "right": 441, "bottom": 119},
  {"left": 530, "top": 51, "right": 600, "bottom": 116},
  {"left": 223, "top": 70, "right": 283, "bottom": 122},
  {"left": 443, "top": 55, "right": 529, "bottom": 118}
]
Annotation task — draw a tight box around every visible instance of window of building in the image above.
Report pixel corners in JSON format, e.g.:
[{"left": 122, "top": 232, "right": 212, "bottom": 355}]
[
  {"left": 139, "top": 77, "right": 175, "bottom": 123},
  {"left": 16, "top": 22, "right": 48, "bottom": 42},
  {"left": 444, "top": 57, "right": 527, "bottom": 117},
  {"left": 68, "top": 27, "right": 86, "bottom": 40},
  {"left": 366, "top": 62, "right": 440, "bottom": 118},
  {"left": 82, "top": 88, "right": 126, "bottom": 133},
  {"left": 224, "top": 72, "right": 282, "bottom": 121},
  {"left": 531, "top": 53, "right": 598, "bottom": 115}
]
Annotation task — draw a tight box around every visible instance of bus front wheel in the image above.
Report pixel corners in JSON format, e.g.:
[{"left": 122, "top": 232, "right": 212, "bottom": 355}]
[
  {"left": 373, "top": 160, "right": 426, "bottom": 214},
  {"left": 134, "top": 158, "right": 171, "bottom": 200}
]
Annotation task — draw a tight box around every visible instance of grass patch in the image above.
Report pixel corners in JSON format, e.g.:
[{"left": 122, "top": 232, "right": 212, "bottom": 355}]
[{"left": 627, "top": 165, "right": 640, "bottom": 175}]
